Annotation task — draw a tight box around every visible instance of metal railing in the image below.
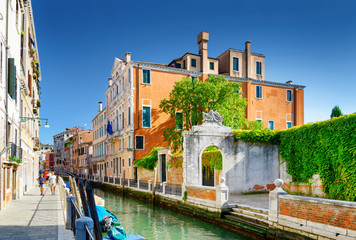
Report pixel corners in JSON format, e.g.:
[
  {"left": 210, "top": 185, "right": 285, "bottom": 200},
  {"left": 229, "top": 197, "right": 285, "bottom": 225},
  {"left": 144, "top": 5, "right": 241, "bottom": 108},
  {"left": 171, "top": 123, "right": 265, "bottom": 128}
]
[
  {"left": 62, "top": 170, "right": 183, "bottom": 201},
  {"left": 155, "top": 182, "right": 163, "bottom": 193},
  {"left": 139, "top": 180, "right": 149, "bottom": 190},
  {"left": 129, "top": 179, "right": 137, "bottom": 188},
  {"left": 165, "top": 183, "right": 182, "bottom": 196},
  {"left": 70, "top": 198, "right": 95, "bottom": 240}
]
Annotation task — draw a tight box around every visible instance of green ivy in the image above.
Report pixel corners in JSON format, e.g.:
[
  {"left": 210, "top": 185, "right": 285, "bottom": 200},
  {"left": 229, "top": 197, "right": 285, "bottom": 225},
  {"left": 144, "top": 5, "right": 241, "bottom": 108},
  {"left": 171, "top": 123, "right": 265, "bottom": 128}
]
[
  {"left": 167, "top": 154, "right": 183, "bottom": 169},
  {"left": 134, "top": 147, "right": 163, "bottom": 171},
  {"left": 233, "top": 129, "right": 280, "bottom": 144},
  {"left": 232, "top": 113, "right": 356, "bottom": 201},
  {"left": 202, "top": 149, "right": 222, "bottom": 172},
  {"left": 279, "top": 114, "right": 356, "bottom": 201}
]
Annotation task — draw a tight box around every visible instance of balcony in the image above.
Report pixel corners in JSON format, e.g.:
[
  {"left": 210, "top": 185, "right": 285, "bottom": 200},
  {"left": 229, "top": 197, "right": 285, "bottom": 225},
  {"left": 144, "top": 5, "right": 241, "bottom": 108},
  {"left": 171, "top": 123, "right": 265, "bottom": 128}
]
[
  {"left": 7, "top": 143, "right": 23, "bottom": 163},
  {"left": 33, "top": 137, "right": 39, "bottom": 145}
]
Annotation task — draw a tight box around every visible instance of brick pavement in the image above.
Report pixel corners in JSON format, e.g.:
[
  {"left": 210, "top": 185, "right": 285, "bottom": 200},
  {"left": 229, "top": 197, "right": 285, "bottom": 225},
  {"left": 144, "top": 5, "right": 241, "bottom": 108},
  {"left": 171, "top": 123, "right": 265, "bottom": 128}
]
[{"left": 0, "top": 185, "right": 74, "bottom": 240}]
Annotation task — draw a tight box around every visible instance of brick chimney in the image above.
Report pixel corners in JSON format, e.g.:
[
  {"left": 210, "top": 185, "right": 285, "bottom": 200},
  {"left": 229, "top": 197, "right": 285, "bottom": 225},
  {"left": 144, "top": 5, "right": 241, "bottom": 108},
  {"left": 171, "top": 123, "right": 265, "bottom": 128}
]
[
  {"left": 108, "top": 77, "right": 113, "bottom": 88},
  {"left": 286, "top": 80, "right": 293, "bottom": 84},
  {"left": 98, "top": 101, "right": 103, "bottom": 112},
  {"left": 245, "top": 41, "right": 251, "bottom": 78},
  {"left": 125, "top": 52, "right": 131, "bottom": 62},
  {"left": 197, "top": 31, "right": 209, "bottom": 73}
]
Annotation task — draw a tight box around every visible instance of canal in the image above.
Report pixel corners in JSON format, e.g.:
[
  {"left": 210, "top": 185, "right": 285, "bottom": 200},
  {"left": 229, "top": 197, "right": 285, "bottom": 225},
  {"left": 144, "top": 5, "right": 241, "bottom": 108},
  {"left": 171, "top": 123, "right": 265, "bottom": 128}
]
[{"left": 94, "top": 188, "right": 252, "bottom": 240}]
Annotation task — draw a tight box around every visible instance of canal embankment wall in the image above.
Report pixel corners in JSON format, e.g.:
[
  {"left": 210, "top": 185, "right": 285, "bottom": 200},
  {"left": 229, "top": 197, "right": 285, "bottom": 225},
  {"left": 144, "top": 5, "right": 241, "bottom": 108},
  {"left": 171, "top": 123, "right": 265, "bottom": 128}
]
[
  {"left": 87, "top": 179, "right": 271, "bottom": 240},
  {"left": 269, "top": 181, "right": 356, "bottom": 240},
  {"left": 83, "top": 176, "right": 356, "bottom": 240}
]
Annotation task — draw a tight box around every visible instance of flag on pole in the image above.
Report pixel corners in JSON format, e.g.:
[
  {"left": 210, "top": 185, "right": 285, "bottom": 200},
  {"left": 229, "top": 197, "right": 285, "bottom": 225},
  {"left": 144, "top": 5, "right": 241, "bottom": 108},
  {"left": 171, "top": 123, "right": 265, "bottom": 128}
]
[{"left": 107, "top": 120, "right": 113, "bottom": 135}]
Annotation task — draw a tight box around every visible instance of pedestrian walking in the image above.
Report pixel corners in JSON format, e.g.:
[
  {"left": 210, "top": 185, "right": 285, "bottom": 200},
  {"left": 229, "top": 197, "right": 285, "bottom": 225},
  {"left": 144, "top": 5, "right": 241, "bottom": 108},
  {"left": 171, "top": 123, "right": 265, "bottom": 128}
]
[
  {"left": 45, "top": 170, "right": 50, "bottom": 186},
  {"left": 49, "top": 172, "right": 57, "bottom": 195},
  {"left": 37, "top": 173, "right": 45, "bottom": 196}
]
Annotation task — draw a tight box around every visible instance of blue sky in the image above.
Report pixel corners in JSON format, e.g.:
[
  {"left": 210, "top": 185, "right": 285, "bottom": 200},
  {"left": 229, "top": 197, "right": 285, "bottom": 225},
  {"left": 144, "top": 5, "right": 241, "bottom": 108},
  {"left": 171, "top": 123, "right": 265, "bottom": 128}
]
[{"left": 32, "top": 0, "right": 356, "bottom": 144}]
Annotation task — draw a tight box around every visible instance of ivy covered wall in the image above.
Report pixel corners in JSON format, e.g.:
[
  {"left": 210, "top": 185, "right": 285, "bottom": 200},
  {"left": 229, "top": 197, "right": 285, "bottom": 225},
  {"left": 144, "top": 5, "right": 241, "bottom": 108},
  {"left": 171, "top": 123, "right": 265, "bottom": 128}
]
[{"left": 234, "top": 114, "right": 356, "bottom": 201}]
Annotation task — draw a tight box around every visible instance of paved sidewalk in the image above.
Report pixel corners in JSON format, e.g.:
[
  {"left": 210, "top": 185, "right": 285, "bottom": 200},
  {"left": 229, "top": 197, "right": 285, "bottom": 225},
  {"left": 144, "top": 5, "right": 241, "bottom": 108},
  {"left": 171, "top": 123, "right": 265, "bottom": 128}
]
[
  {"left": 229, "top": 193, "right": 270, "bottom": 210},
  {"left": 0, "top": 185, "right": 74, "bottom": 240}
]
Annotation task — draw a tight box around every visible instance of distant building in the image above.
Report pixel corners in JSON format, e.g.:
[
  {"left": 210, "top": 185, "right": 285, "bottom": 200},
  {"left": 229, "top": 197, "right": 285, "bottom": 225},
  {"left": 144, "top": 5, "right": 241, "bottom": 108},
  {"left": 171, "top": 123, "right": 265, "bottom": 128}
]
[
  {"left": 53, "top": 127, "right": 80, "bottom": 170},
  {"left": 71, "top": 130, "right": 92, "bottom": 175},
  {"left": 39, "top": 143, "right": 53, "bottom": 152},
  {"left": 91, "top": 102, "right": 107, "bottom": 178},
  {"left": 45, "top": 150, "right": 54, "bottom": 171}
]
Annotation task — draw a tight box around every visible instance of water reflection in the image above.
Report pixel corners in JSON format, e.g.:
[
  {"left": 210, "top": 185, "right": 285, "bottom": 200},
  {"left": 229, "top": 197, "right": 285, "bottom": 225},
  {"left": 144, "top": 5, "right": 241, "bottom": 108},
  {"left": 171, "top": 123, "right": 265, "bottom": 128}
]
[{"left": 94, "top": 188, "right": 251, "bottom": 240}]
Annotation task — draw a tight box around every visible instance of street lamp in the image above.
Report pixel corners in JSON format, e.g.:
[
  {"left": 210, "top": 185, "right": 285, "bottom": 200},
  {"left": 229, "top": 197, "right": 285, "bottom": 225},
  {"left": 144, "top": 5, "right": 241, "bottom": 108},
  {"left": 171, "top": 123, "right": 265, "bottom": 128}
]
[{"left": 20, "top": 117, "right": 50, "bottom": 128}]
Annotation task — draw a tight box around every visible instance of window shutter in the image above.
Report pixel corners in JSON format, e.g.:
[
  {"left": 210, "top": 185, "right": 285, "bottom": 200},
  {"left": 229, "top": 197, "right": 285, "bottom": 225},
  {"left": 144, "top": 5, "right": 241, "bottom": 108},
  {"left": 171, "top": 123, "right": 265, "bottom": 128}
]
[{"left": 8, "top": 58, "right": 16, "bottom": 99}]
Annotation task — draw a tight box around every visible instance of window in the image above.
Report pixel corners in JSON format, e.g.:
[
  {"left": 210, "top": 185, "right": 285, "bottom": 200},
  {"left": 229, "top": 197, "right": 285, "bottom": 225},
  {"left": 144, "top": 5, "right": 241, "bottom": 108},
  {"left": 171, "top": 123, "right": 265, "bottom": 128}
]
[
  {"left": 233, "top": 57, "right": 239, "bottom": 71},
  {"left": 256, "top": 86, "right": 262, "bottom": 99},
  {"left": 128, "top": 136, "right": 131, "bottom": 148},
  {"left": 191, "top": 58, "right": 196, "bottom": 67},
  {"left": 128, "top": 158, "right": 131, "bottom": 167},
  {"left": 256, "top": 61, "right": 262, "bottom": 75},
  {"left": 268, "top": 121, "right": 274, "bottom": 130},
  {"left": 135, "top": 136, "right": 144, "bottom": 150},
  {"left": 122, "top": 158, "right": 125, "bottom": 167},
  {"left": 8, "top": 58, "right": 17, "bottom": 100},
  {"left": 122, "top": 112, "right": 125, "bottom": 129},
  {"left": 174, "top": 63, "right": 181, "bottom": 68},
  {"left": 257, "top": 119, "right": 262, "bottom": 124},
  {"left": 142, "top": 69, "right": 150, "bottom": 84},
  {"left": 142, "top": 106, "right": 151, "bottom": 128},
  {"left": 287, "top": 121, "right": 292, "bottom": 129},
  {"left": 287, "top": 90, "right": 293, "bottom": 102},
  {"left": 183, "top": 60, "right": 186, "bottom": 69},
  {"left": 128, "top": 107, "right": 131, "bottom": 126},
  {"left": 210, "top": 62, "right": 214, "bottom": 70},
  {"left": 175, "top": 112, "right": 183, "bottom": 130}
]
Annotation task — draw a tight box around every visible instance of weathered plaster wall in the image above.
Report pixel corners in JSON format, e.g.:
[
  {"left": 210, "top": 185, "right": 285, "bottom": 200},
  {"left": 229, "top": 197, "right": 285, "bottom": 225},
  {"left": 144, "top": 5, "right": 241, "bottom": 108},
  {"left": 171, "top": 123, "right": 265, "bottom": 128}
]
[{"left": 224, "top": 141, "right": 279, "bottom": 193}]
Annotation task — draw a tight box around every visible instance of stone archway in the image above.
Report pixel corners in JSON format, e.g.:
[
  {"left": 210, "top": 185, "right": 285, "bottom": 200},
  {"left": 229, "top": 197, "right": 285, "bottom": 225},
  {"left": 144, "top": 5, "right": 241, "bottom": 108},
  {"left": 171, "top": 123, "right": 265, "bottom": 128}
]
[
  {"left": 201, "top": 146, "right": 222, "bottom": 187},
  {"left": 183, "top": 110, "right": 279, "bottom": 197},
  {"left": 183, "top": 111, "right": 233, "bottom": 186}
]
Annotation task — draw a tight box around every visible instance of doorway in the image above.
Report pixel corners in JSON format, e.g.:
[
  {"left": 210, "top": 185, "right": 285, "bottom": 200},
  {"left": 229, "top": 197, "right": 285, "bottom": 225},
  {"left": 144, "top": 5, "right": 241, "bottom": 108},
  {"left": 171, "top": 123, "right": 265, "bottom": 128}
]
[{"left": 160, "top": 154, "right": 167, "bottom": 182}]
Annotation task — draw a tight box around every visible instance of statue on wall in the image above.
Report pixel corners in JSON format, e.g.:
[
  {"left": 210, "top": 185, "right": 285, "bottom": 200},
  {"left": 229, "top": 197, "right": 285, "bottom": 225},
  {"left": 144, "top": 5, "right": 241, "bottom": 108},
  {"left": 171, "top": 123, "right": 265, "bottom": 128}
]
[{"left": 203, "top": 110, "right": 224, "bottom": 126}]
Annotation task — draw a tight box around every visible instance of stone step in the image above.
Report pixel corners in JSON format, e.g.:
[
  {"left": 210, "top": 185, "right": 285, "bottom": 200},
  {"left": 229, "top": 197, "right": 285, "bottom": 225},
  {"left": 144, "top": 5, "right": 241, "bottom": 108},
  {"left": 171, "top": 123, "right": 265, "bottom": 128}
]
[
  {"left": 229, "top": 211, "right": 270, "bottom": 226},
  {"left": 233, "top": 204, "right": 269, "bottom": 215},
  {"left": 232, "top": 208, "right": 269, "bottom": 220},
  {"left": 224, "top": 214, "right": 270, "bottom": 231}
]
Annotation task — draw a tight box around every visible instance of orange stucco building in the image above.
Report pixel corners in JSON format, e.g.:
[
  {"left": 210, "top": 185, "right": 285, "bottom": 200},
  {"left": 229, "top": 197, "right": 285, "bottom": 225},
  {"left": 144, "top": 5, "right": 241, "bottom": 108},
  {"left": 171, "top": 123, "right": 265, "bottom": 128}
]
[{"left": 103, "top": 31, "right": 305, "bottom": 181}]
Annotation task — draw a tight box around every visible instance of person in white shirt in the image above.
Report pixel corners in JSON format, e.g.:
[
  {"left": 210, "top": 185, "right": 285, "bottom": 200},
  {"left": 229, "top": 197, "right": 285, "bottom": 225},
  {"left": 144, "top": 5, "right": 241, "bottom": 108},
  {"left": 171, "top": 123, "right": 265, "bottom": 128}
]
[{"left": 49, "top": 172, "right": 57, "bottom": 195}]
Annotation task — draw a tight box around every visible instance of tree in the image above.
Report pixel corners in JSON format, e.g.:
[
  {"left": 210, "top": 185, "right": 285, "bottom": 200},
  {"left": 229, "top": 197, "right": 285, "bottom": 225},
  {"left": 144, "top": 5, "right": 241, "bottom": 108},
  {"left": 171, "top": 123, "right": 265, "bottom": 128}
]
[
  {"left": 330, "top": 106, "right": 343, "bottom": 118},
  {"left": 159, "top": 75, "right": 262, "bottom": 152}
]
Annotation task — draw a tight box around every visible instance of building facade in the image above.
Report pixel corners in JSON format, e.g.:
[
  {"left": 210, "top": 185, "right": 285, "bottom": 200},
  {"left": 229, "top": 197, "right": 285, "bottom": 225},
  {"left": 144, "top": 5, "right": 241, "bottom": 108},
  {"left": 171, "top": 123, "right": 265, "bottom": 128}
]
[
  {"left": 0, "top": 0, "right": 42, "bottom": 210},
  {"left": 101, "top": 31, "right": 305, "bottom": 181},
  {"left": 53, "top": 127, "right": 79, "bottom": 170},
  {"left": 91, "top": 102, "right": 107, "bottom": 178}
]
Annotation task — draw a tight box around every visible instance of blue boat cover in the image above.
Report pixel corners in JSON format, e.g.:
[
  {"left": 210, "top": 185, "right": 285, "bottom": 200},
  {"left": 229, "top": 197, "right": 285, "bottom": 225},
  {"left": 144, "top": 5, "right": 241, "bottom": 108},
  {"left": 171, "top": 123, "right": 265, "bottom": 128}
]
[
  {"left": 96, "top": 205, "right": 119, "bottom": 223},
  {"left": 126, "top": 234, "right": 146, "bottom": 240},
  {"left": 103, "top": 234, "right": 145, "bottom": 240}
]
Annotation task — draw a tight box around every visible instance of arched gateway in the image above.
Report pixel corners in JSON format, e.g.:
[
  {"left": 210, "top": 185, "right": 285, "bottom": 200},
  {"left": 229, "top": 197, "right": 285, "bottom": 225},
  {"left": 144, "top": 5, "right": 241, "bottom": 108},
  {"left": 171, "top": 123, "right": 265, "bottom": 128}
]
[{"left": 182, "top": 110, "right": 279, "bottom": 209}]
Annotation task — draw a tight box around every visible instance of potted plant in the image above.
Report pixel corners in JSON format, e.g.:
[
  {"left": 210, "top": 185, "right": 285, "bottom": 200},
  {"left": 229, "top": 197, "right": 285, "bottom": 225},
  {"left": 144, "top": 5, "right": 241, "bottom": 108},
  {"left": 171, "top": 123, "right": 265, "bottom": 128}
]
[{"left": 37, "top": 100, "right": 41, "bottom": 108}]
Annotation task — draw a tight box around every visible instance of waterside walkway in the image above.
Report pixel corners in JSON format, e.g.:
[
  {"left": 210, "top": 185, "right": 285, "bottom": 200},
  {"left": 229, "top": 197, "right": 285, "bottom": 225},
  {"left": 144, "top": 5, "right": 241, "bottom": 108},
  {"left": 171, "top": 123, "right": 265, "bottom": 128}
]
[{"left": 0, "top": 186, "right": 73, "bottom": 240}]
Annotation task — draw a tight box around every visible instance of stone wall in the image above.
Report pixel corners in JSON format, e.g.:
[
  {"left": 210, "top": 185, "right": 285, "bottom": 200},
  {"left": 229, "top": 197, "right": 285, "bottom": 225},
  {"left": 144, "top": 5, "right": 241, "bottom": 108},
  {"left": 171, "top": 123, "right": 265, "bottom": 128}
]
[
  {"left": 186, "top": 186, "right": 216, "bottom": 201},
  {"left": 224, "top": 141, "right": 279, "bottom": 193},
  {"left": 269, "top": 180, "right": 356, "bottom": 240}
]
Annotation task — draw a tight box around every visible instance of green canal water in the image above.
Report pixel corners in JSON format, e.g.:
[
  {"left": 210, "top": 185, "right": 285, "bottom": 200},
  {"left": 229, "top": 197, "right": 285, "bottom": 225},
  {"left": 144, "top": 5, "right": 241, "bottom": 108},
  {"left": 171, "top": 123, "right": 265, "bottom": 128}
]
[{"left": 94, "top": 188, "right": 252, "bottom": 240}]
